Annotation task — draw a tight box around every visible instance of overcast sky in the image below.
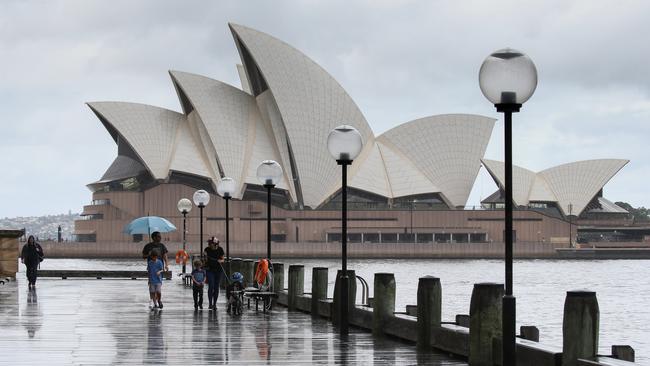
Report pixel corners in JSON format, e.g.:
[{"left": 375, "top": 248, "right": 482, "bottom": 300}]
[{"left": 1, "top": 0, "right": 649, "bottom": 218}]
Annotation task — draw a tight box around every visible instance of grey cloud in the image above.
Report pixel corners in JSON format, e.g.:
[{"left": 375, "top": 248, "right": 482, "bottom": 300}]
[{"left": 1, "top": 0, "right": 649, "bottom": 217}]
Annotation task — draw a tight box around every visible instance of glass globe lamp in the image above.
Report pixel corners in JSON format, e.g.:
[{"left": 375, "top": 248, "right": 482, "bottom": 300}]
[
  {"left": 327, "top": 125, "right": 363, "bottom": 161},
  {"left": 177, "top": 198, "right": 192, "bottom": 213},
  {"left": 256, "top": 160, "right": 283, "bottom": 186},
  {"left": 217, "top": 177, "right": 237, "bottom": 198},
  {"left": 479, "top": 48, "right": 538, "bottom": 105},
  {"left": 193, "top": 189, "right": 210, "bottom": 207}
]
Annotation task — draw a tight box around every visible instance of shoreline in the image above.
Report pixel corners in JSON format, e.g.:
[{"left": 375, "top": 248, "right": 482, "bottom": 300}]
[{"left": 22, "top": 241, "right": 650, "bottom": 260}]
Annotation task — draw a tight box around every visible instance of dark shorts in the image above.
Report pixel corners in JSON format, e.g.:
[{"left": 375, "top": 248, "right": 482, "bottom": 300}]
[{"left": 149, "top": 283, "right": 162, "bottom": 293}]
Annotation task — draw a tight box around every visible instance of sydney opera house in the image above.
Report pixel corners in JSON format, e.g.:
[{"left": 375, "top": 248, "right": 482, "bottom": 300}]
[{"left": 74, "top": 24, "right": 632, "bottom": 251}]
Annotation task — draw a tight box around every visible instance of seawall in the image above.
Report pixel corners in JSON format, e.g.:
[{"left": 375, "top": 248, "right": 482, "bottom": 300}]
[{"left": 36, "top": 241, "right": 565, "bottom": 259}]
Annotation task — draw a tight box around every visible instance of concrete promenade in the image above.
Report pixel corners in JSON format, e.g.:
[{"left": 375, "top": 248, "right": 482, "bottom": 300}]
[{"left": 0, "top": 277, "right": 466, "bottom": 365}]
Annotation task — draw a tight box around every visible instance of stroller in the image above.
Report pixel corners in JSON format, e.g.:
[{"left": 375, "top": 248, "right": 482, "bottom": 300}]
[{"left": 226, "top": 272, "right": 245, "bottom": 316}]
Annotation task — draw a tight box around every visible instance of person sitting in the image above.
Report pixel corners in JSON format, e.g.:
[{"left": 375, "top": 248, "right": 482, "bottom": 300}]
[{"left": 226, "top": 272, "right": 245, "bottom": 315}]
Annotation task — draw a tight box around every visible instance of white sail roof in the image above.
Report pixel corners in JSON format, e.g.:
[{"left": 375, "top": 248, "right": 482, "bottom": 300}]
[
  {"left": 88, "top": 102, "right": 182, "bottom": 180},
  {"left": 379, "top": 114, "right": 496, "bottom": 207},
  {"left": 229, "top": 23, "right": 375, "bottom": 208},
  {"left": 89, "top": 24, "right": 499, "bottom": 209},
  {"left": 482, "top": 159, "right": 629, "bottom": 215}
]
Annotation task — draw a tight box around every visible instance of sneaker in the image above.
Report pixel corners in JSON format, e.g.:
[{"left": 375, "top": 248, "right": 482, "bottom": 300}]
[
  {"left": 158, "top": 301, "right": 163, "bottom": 309},
  {"left": 149, "top": 301, "right": 155, "bottom": 310}
]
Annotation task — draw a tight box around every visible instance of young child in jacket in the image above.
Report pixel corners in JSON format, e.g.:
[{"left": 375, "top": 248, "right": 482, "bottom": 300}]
[
  {"left": 147, "top": 251, "right": 164, "bottom": 309},
  {"left": 191, "top": 260, "right": 207, "bottom": 310}
]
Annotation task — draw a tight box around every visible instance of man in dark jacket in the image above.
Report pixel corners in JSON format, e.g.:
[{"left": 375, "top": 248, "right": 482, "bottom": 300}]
[
  {"left": 141, "top": 231, "right": 169, "bottom": 271},
  {"left": 20, "top": 235, "right": 44, "bottom": 288}
]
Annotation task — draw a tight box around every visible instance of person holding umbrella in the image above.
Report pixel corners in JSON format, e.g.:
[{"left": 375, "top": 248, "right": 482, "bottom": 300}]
[
  {"left": 142, "top": 231, "right": 169, "bottom": 270},
  {"left": 123, "top": 216, "right": 176, "bottom": 309}
]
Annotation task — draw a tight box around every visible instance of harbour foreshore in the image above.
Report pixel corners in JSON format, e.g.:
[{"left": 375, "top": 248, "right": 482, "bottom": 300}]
[{"left": 24, "top": 240, "right": 650, "bottom": 259}]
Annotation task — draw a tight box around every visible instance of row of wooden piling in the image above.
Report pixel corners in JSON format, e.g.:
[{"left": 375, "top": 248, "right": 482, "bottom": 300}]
[{"left": 227, "top": 259, "right": 635, "bottom": 366}]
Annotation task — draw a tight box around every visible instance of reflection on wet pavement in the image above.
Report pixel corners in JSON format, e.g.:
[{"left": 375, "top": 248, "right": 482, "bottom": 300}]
[{"left": 0, "top": 278, "right": 466, "bottom": 365}]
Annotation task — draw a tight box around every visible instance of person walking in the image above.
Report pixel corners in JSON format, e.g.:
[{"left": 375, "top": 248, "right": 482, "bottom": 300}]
[
  {"left": 142, "top": 232, "right": 169, "bottom": 309},
  {"left": 20, "top": 235, "right": 44, "bottom": 289},
  {"left": 142, "top": 231, "right": 169, "bottom": 270},
  {"left": 147, "top": 250, "right": 165, "bottom": 309},
  {"left": 204, "top": 237, "right": 225, "bottom": 310},
  {"left": 191, "top": 260, "right": 207, "bottom": 310}
]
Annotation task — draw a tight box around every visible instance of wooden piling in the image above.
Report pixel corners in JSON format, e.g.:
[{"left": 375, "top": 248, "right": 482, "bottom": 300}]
[
  {"left": 417, "top": 276, "right": 442, "bottom": 348},
  {"left": 273, "top": 262, "right": 284, "bottom": 292},
  {"left": 520, "top": 325, "right": 539, "bottom": 342},
  {"left": 288, "top": 265, "right": 305, "bottom": 311},
  {"left": 241, "top": 259, "right": 254, "bottom": 287},
  {"left": 562, "top": 291, "right": 599, "bottom": 366},
  {"left": 373, "top": 273, "right": 395, "bottom": 336},
  {"left": 611, "top": 345, "right": 635, "bottom": 362},
  {"left": 311, "top": 267, "right": 328, "bottom": 315},
  {"left": 469, "top": 283, "right": 503, "bottom": 366},
  {"left": 230, "top": 258, "right": 242, "bottom": 276}
]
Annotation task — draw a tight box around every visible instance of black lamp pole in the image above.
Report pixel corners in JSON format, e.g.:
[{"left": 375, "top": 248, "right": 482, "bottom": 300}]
[
  {"left": 182, "top": 210, "right": 188, "bottom": 273},
  {"left": 496, "top": 101, "right": 520, "bottom": 366},
  {"left": 225, "top": 195, "right": 231, "bottom": 276},
  {"left": 199, "top": 204, "right": 205, "bottom": 259},
  {"left": 569, "top": 203, "right": 573, "bottom": 248},
  {"left": 338, "top": 158, "right": 352, "bottom": 336},
  {"left": 264, "top": 184, "right": 274, "bottom": 260}
]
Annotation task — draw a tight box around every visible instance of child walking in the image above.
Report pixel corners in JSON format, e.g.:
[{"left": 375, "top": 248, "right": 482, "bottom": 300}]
[
  {"left": 147, "top": 251, "right": 164, "bottom": 309},
  {"left": 191, "top": 260, "right": 207, "bottom": 310}
]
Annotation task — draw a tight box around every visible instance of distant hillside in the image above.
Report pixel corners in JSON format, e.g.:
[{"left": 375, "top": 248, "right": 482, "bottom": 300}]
[
  {"left": 0, "top": 213, "right": 79, "bottom": 241},
  {"left": 615, "top": 202, "right": 650, "bottom": 222}
]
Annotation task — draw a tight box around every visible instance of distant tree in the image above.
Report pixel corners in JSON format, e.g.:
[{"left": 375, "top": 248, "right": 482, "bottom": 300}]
[{"left": 615, "top": 201, "right": 650, "bottom": 222}]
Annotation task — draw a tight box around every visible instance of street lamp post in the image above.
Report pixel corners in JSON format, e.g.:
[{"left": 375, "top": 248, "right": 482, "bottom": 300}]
[
  {"left": 256, "top": 160, "right": 283, "bottom": 260},
  {"left": 217, "top": 177, "right": 237, "bottom": 277},
  {"left": 568, "top": 203, "right": 574, "bottom": 248},
  {"left": 177, "top": 198, "right": 193, "bottom": 273},
  {"left": 193, "top": 190, "right": 210, "bottom": 260},
  {"left": 479, "top": 48, "right": 537, "bottom": 366},
  {"left": 327, "top": 125, "right": 363, "bottom": 336}
]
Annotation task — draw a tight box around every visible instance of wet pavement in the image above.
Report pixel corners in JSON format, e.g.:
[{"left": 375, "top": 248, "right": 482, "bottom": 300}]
[{"left": 0, "top": 276, "right": 467, "bottom": 365}]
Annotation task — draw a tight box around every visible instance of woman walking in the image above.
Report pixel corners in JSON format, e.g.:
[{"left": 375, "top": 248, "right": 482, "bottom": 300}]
[
  {"left": 20, "top": 235, "right": 44, "bottom": 288},
  {"left": 204, "top": 237, "right": 225, "bottom": 310}
]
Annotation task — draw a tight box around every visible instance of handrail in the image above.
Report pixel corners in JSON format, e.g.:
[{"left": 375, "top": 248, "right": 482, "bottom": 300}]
[{"left": 356, "top": 275, "right": 370, "bottom": 305}]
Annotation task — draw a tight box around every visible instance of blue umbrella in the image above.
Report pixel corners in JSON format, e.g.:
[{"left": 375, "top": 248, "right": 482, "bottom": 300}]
[{"left": 123, "top": 216, "right": 177, "bottom": 235}]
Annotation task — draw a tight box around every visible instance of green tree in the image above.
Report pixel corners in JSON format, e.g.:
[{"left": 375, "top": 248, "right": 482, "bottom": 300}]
[{"left": 615, "top": 201, "right": 650, "bottom": 222}]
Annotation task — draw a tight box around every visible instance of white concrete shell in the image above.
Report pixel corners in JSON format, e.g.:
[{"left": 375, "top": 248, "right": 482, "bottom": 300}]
[
  {"left": 376, "top": 141, "right": 439, "bottom": 199},
  {"left": 88, "top": 24, "right": 498, "bottom": 209},
  {"left": 378, "top": 114, "right": 496, "bottom": 207},
  {"left": 88, "top": 102, "right": 182, "bottom": 180},
  {"left": 170, "top": 70, "right": 259, "bottom": 191},
  {"left": 482, "top": 159, "right": 537, "bottom": 205},
  {"left": 481, "top": 158, "right": 629, "bottom": 215},
  {"left": 229, "top": 23, "right": 375, "bottom": 208}
]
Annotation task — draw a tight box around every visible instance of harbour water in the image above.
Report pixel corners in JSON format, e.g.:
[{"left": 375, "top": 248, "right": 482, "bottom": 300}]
[{"left": 30, "top": 258, "right": 650, "bottom": 362}]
